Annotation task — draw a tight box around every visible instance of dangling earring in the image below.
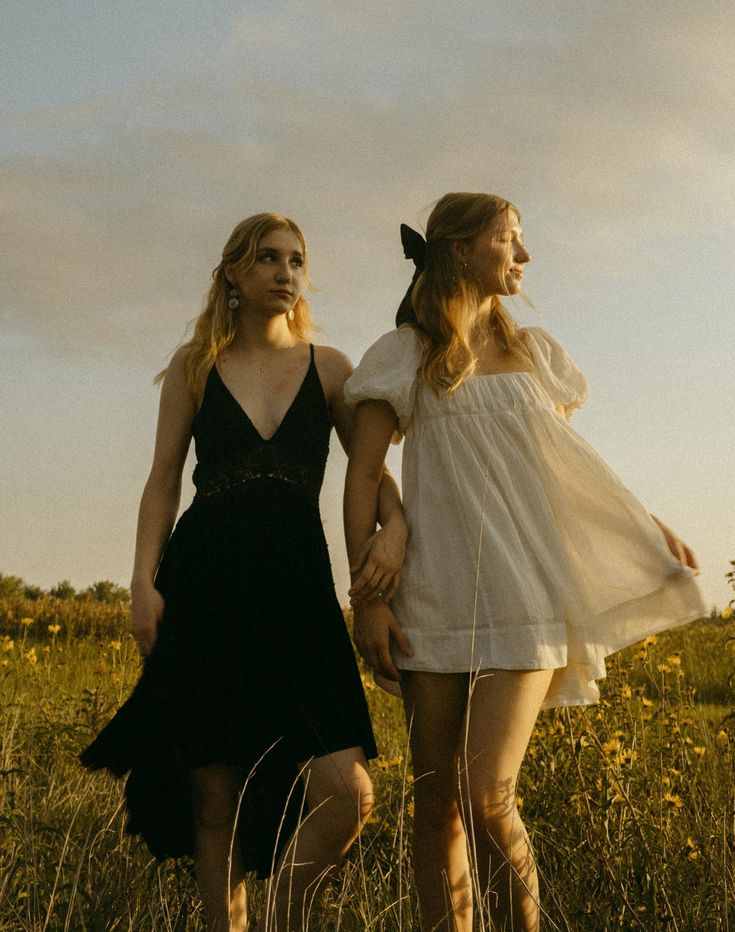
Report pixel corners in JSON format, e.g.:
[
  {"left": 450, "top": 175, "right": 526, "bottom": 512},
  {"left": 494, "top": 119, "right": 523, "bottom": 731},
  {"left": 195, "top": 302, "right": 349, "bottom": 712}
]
[
  {"left": 287, "top": 308, "right": 295, "bottom": 322},
  {"left": 228, "top": 287, "right": 240, "bottom": 311},
  {"left": 460, "top": 261, "right": 469, "bottom": 274}
]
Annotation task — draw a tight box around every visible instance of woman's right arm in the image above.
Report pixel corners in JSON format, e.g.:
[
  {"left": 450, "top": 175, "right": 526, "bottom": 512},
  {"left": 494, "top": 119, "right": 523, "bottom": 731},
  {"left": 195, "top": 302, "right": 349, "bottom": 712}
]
[
  {"left": 130, "top": 346, "right": 197, "bottom": 656},
  {"left": 344, "top": 400, "right": 412, "bottom": 681}
]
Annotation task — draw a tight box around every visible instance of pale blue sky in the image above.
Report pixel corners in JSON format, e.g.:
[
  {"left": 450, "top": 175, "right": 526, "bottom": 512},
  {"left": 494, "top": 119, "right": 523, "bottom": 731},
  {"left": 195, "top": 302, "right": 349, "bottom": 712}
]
[{"left": 1, "top": 0, "right": 733, "bottom": 608}]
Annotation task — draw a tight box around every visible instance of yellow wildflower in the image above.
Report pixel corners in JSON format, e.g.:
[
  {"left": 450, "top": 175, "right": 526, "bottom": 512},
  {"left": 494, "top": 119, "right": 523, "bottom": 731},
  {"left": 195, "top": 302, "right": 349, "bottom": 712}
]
[
  {"left": 25, "top": 647, "right": 37, "bottom": 666},
  {"left": 692, "top": 746, "right": 705, "bottom": 757},
  {"left": 685, "top": 837, "right": 700, "bottom": 860},
  {"left": 2, "top": 638, "right": 13, "bottom": 653},
  {"left": 515, "top": 796, "right": 524, "bottom": 810},
  {"left": 20, "top": 617, "right": 34, "bottom": 627},
  {"left": 642, "top": 635, "right": 658, "bottom": 648},
  {"left": 666, "top": 654, "right": 682, "bottom": 667},
  {"left": 657, "top": 663, "right": 671, "bottom": 673},
  {"left": 47, "top": 624, "right": 61, "bottom": 635},
  {"left": 721, "top": 604, "right": 732, "bottom": 620},
  {"left": 602, "top": 738, "right": 621, "bottom": 756},
  {"left": 662, "top": 792, "right": 683, "bottom": 809},
  {"left": 620, "top": 684, "right": 632, "bottom": 700},
  {"left": 641, "top": 697, "right": 655, "bottom": 708},
  {"left": 109, "top": 640, "right": 122, "bottom": 651},
  {"left": 407, "top": 801, "right": 415, "bottom": 818},
  {"left": 375, "top": 755, "right": 403, "bottom": 771}
]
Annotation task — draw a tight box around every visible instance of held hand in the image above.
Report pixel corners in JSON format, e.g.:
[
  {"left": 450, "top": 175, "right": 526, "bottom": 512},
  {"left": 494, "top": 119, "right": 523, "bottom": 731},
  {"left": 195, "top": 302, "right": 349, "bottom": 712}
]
[
  {"left": 353, "top": 597, "right": 413, "bottom": 682},
  {"left": 130, "top": 582, "right": 165, "bottom": 657},
  {"left": 349, "top": 517, "right": 408, "bottom": 605},
  {"left": 651, "top": 515, "right": 700, "bottom": 575}
]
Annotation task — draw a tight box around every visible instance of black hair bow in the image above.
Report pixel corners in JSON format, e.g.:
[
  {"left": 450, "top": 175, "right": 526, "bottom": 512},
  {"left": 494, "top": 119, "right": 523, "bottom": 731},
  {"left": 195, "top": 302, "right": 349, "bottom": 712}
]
[{"left": 395, "top": 224, "right": 426, "bottom": 326}]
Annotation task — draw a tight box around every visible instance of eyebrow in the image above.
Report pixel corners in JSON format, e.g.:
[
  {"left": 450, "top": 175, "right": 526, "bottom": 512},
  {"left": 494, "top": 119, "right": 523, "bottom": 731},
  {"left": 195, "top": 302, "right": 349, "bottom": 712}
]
[{"left": 258, "top": 246, "right": 304, "bottom": 258}]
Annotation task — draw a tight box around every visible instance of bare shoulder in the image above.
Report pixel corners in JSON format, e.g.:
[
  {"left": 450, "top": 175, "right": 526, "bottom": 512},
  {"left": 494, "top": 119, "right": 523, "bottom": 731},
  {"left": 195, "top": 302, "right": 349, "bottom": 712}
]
[
  {"left": 167, "top": 342, "right": 195, "bottom": 375},
  {"left": 160, "top": 342, "right": 197, "bottom": 407},
  {"left": 313, "top": 344, "right": 354, "bottom": 395}
]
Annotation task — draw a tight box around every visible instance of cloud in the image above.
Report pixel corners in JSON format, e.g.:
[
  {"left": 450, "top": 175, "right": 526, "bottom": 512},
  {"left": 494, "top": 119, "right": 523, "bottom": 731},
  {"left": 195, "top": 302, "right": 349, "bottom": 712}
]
[{"left": 2, "top": 0, "right": 733, "bottom": 357}]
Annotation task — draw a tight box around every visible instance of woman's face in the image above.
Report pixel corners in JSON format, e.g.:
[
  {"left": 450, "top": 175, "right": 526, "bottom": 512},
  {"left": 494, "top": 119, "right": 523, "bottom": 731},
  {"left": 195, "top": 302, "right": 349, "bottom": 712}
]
[
  {"left": 228, "top": 228, "right": 305, "bottom": 315},
  {"left": 462, "top": 211, "right": 530, "bottom": 298}
]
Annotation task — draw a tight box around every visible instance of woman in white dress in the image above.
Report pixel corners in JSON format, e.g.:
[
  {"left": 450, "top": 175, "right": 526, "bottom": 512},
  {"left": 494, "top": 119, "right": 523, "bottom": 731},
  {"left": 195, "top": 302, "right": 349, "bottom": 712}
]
[{"left": 343, "top": 192, "right": 705, "bottom": 932}]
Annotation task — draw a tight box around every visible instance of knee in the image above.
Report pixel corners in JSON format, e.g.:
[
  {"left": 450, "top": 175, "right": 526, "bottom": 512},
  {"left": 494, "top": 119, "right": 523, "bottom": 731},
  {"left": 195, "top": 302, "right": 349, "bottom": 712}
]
[
  {"left": 313, "top": 771, "right": 374, "bottom": 841},
  {"left": 412, "top": 775, "right": 462, "bottom": 835},
  {"left": 340, "top": 769, "right": 374, "bottom": 830},
  {"left": 470, "top": 795, "right": 525, "bottom": 852}
]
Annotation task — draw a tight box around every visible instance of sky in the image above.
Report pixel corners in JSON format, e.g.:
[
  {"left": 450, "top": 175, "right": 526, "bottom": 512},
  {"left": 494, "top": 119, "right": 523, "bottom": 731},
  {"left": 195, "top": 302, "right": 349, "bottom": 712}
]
[{"left": 1, "top": 0, "right": 733, "bottom": 610}]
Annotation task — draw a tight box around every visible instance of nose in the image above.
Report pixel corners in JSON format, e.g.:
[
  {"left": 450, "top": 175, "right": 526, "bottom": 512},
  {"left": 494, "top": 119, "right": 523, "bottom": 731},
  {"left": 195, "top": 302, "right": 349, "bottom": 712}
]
[
  {"left": 516, "top": 243, "right": 531, "bottom": 264},
  {"left": 275, "top": 259, "right": 293, "bottom": 281}
]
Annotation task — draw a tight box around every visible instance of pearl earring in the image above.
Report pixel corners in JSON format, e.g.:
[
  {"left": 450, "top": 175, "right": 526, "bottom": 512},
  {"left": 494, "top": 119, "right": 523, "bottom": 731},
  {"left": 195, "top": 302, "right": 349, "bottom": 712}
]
[{"left": 228, "top": 288, "right": 240, "bottom": 311}]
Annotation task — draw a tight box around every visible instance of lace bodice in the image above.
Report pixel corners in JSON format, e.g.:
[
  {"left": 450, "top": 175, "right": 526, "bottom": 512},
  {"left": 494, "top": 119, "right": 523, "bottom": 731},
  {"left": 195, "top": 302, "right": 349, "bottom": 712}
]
[{"left": 191, "top": 346, "right": 331, "bottom": 508}]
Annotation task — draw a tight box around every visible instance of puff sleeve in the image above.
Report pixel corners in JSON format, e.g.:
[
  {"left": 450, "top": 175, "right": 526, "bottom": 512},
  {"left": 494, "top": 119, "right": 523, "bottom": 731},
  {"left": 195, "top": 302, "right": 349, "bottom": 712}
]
[
  {"left": 522, "top": 327, "right": 589, "bottom": 420},
  {"left": 344, "top": 327, "right": 422, "bottom": 434}
]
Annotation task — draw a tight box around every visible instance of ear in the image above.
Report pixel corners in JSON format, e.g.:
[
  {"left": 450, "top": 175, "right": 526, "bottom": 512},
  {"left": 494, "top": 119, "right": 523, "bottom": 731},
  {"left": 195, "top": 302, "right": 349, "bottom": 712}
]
[
  {"left": 451, "top": 240, "right": 470, "bottom": 260},
  {"left": 223, "top": 262, "right": 234, "bottom": 284}
]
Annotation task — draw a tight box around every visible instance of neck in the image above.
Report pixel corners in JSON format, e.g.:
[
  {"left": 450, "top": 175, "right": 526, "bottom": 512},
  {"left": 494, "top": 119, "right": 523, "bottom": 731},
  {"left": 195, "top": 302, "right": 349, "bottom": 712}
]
[
  {"left": 230, "top": 311, "right": 297, "bottom": 353},
  {"left": 469, "top": 300, "right": 496, "bottom": 344}
]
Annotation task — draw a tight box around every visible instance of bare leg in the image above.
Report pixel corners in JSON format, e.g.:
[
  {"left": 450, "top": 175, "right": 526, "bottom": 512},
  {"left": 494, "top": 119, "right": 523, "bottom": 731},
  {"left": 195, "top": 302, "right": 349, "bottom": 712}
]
[
  {"left": 192, "top": 764, "right": 248, "bottom": 932},
  {"left": 402, "top": 672, "right": 473, "bottom": 932},
  {"left": 258, "top": 747, "right": 373, "bottom": 932},
  {"left": 461, "top": 669, "right": 553, "bottom": 932}
]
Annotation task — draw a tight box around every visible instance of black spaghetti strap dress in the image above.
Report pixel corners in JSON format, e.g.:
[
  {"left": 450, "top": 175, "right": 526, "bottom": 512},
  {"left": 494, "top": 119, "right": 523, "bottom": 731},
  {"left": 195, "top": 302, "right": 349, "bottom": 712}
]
[{"left": 80, "top": 346, "right": 377, "bottom": 877}]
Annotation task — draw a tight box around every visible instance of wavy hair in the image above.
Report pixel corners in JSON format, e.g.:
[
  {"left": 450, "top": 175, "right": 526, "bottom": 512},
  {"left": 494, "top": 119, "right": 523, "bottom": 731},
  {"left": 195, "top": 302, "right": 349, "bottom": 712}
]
[
  {"left": 157, "top": 213, "right": 314, "bottom": 404},
  {"left": 409, "top": 192, "right": 533, "bottom": 393}
]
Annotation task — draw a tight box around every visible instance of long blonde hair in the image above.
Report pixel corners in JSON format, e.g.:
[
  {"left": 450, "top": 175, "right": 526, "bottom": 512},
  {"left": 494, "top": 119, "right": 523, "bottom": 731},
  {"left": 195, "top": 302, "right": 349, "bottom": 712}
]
[
  {"left": 157, "top": 213, "right": 314, "bottom": 404},
  {"left": 410, "top": 192, "right": 532, "bottom": 393}
]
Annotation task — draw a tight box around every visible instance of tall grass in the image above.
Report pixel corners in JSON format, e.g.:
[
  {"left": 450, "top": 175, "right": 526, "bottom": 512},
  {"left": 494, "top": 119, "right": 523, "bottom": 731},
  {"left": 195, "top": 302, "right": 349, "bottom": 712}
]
[{"left": 1, "top": 608, "right": 733, "bottom": 930}]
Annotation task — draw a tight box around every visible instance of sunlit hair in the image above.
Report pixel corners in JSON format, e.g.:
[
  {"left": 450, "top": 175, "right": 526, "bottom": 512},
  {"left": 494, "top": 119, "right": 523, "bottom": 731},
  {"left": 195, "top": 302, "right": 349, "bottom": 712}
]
[
  {"left": 156, "top": 213, "right": 314, "bottom": 404},
  {"left": 410, "top": 192, "right": 533, "bottom": 393}
]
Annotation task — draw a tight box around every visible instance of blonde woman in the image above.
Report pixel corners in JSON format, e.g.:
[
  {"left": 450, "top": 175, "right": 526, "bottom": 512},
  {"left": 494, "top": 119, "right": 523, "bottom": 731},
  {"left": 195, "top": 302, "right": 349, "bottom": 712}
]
[
  {"left": 343, "top": 192, "right": 705, "bottom": 932},
  {"left": 82, "top": 213, "right": 406, "bottom": 931}
]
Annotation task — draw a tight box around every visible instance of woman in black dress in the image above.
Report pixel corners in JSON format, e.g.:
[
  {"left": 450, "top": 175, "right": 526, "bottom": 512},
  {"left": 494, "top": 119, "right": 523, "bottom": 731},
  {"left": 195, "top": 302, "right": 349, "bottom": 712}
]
[{"left": 81, "top": 213, "right": 406, "bottom": 931}]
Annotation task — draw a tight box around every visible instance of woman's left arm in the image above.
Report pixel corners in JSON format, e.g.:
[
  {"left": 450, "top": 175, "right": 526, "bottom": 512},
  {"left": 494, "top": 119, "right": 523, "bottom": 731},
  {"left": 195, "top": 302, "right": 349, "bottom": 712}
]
[
  {"left": 317, "top": 346, "right": 408, "bottom": 602},
  {"left": 650, "top": 514, "right": 700, "bottom": 574}
]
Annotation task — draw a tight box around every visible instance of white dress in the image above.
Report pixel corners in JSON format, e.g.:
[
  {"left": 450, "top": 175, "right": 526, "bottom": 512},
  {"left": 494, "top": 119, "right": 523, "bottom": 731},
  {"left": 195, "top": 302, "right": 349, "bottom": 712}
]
[{"left": 344, "top": 326, "right": 706, "bottom": 708}]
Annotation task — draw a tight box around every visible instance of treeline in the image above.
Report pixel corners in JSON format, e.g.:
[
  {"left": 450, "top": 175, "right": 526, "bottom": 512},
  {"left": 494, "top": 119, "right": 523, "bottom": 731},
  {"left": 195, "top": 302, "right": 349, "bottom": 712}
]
[
  {"left": 0, "top": 573, "right": 130, "bottom": 604},
  {"left": 0, "top": 573, "right": 130, "bottom": 641}
]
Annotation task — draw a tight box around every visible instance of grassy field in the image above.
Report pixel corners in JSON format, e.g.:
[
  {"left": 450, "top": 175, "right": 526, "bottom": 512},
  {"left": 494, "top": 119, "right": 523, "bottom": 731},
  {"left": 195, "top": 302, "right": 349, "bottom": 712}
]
[{"left": 1, "top": 595, "right": 734, "bottom": 930}]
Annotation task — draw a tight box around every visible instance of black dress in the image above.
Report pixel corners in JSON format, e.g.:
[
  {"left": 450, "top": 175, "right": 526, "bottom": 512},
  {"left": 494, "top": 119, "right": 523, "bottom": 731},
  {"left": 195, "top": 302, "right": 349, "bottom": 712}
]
[{"left": 80, "top": 346, "right": 377, "bottom": 877}]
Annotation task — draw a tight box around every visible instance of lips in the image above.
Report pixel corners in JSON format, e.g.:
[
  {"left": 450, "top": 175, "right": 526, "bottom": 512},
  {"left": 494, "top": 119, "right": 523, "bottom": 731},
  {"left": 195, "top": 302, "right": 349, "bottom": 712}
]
[{"left": 272, "top": 290, "right": 293, "bottom": 298}]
